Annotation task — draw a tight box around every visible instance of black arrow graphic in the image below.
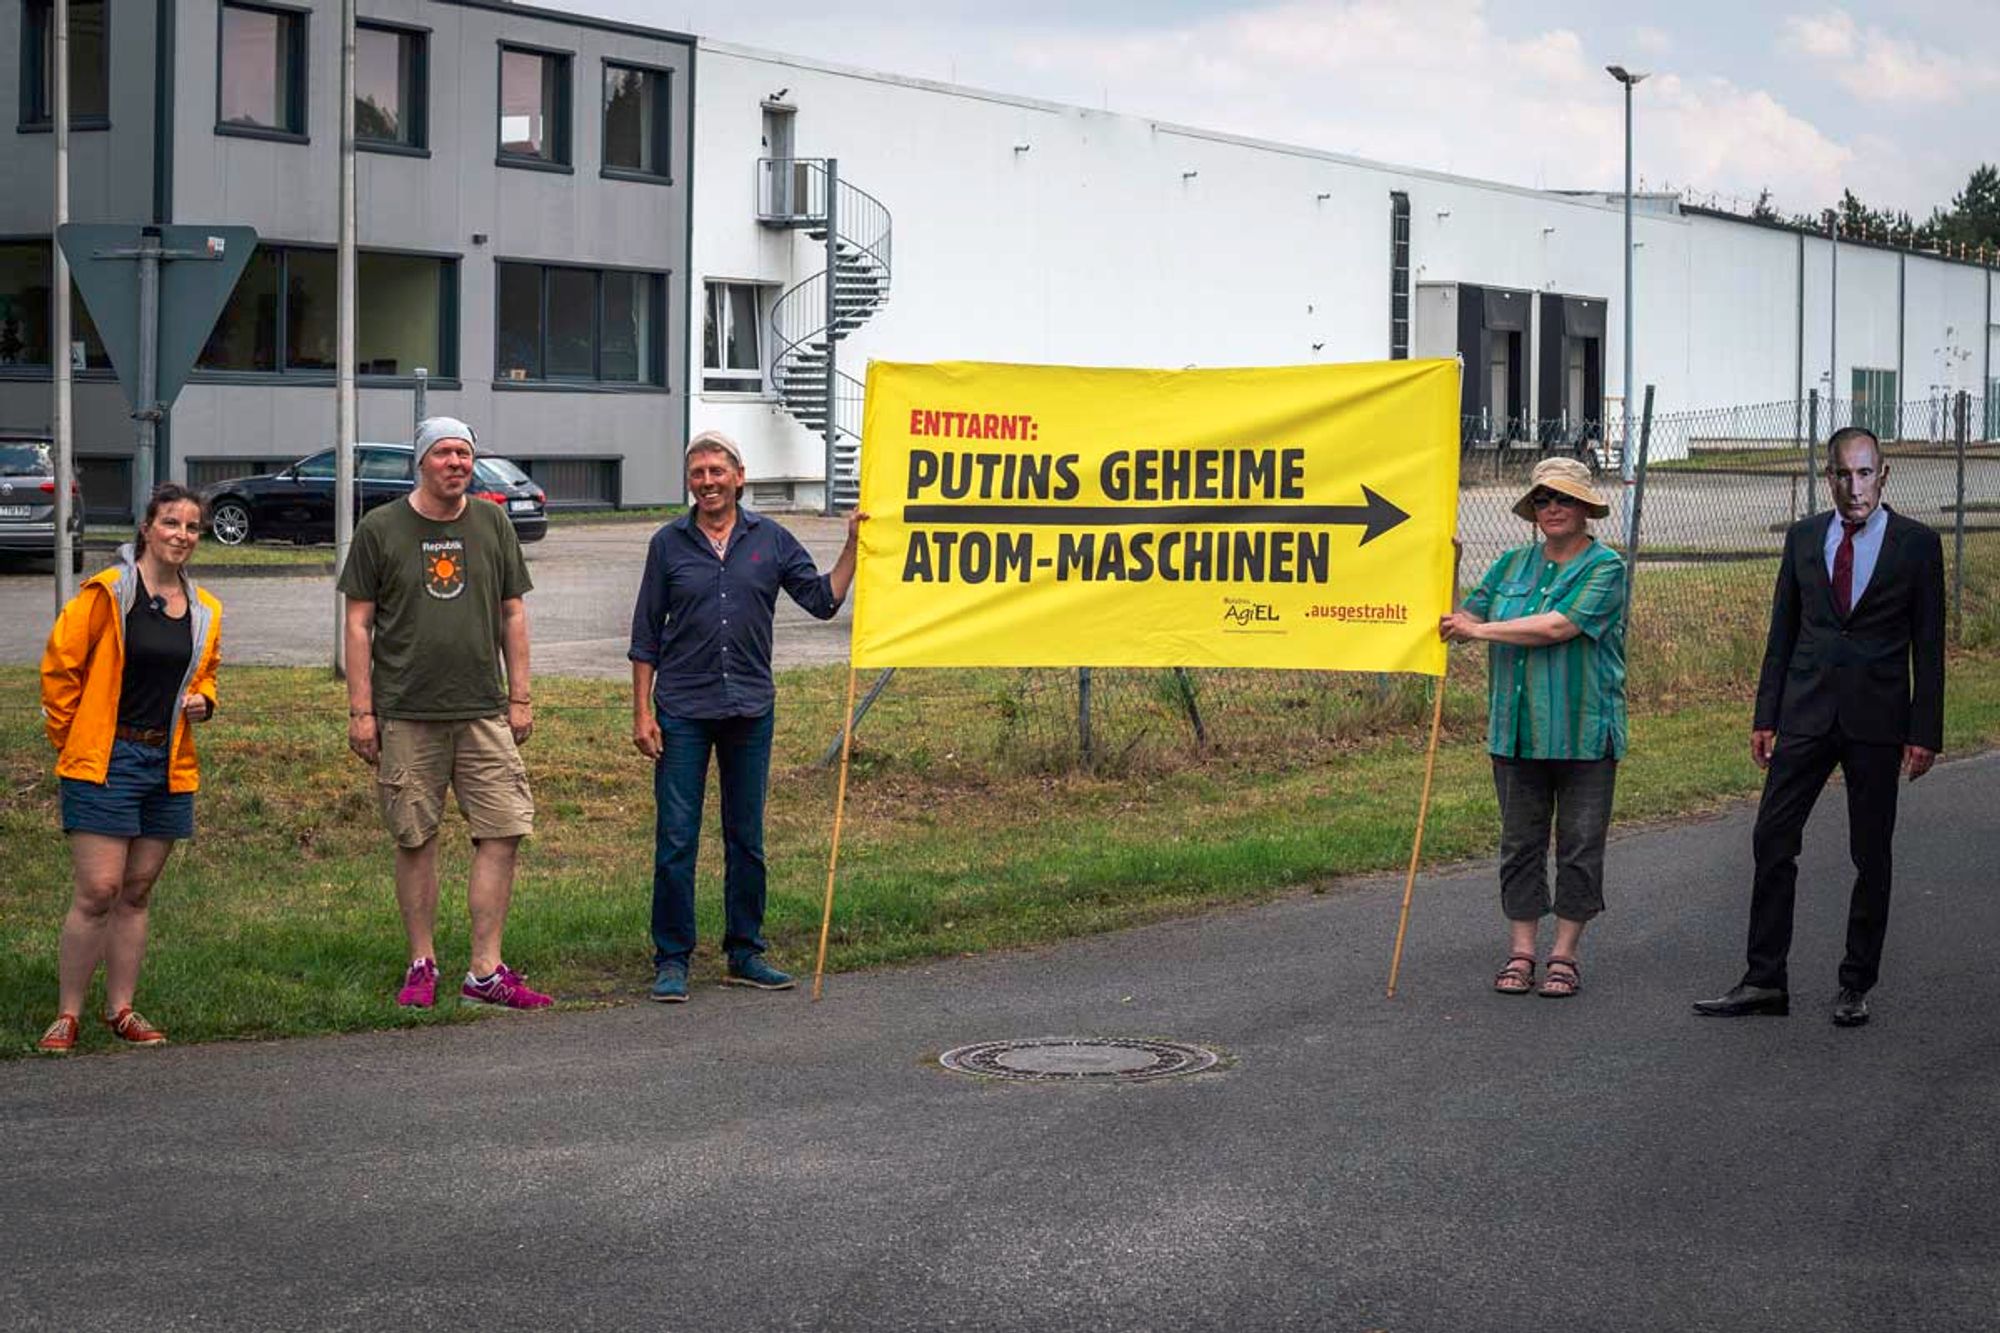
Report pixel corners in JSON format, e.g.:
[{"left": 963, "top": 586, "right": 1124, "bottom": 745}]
[{"left": 902, "top": 486, "right": 1412, "bottom": 546}]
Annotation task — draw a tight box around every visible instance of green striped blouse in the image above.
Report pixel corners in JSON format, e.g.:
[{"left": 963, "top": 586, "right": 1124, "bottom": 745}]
[{"left": 1463, "top": 538, "right": 1628, "bottom": 761}]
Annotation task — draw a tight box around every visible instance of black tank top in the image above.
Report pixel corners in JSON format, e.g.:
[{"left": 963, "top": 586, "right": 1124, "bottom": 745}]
[{"left": 118, "top": 577, "right": 194, "bottom": 733}]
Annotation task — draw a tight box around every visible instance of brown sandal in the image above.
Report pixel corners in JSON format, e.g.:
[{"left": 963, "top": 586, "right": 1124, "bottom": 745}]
[
  {"left": 1493, "top": 953, "right": 1536, "bottom": 995},
  {"left": 1538, "top": 956, "right": 1582, "bottom": 999}
]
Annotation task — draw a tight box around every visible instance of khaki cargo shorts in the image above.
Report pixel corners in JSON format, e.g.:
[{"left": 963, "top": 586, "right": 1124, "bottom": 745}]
[{"left": 375, "top": 716, "right": 535, "bottom": 848}]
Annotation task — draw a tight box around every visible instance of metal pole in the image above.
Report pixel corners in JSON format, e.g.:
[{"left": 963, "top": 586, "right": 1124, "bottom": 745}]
[
  {"left": 1806, "top": 389, "right": 1820, "bottom": 515},
  {"left": 1954, "top": 390, "right": 1968, "bottom": 641},
  {"left": 822, "top": 157, "right": 839, "bottom": 517},
  {"left": 1829, "top": 213, "right": 1839, "bottom": 427},
  {"left": 1624, "top": 385, "right": 1655, "bottom": 607},
  {"left": 134, "top": 230, "right": 161, "bottom": 518},
  {"left": 333, "top": 0, "right": 357, "bottom": 675},
  {"left": 1621, "top": 77, "right": 1636, "bottom": 489},
  {"left": 413, "top": 366, "right": 428, "bottom": 433},
  {"left": 1078, "top": 667, "right": 1093, "bottom": 766},
  {"left": 816, "top": 667, "right": 897, "bottom": 768},
  {"left": 52, "top": 0, "right": 74, "bottom": 606}
]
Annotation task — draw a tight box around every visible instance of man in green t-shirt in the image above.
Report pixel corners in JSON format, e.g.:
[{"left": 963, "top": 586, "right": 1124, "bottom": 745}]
[{"left": 338, "top": 417, "right": 551, "bottom": 1011}]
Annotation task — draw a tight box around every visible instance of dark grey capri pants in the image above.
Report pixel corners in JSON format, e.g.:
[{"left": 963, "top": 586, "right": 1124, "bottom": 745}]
[{"left": 1492, "top": 756, "right": 1617, "bottom": 922}]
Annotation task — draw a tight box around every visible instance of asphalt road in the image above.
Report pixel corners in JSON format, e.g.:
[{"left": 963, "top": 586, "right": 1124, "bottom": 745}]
[
  {"left": 4, "top": 753, "right": 1997, "bottom": 1331},
  {"left": 0, "top": 514, "right": 861, "bottom": 676}
]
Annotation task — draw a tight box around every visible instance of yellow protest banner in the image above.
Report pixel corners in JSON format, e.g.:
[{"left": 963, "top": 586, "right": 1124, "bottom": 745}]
[{"left": 850, "top": 358, "right": 1461, "bottom": 674}]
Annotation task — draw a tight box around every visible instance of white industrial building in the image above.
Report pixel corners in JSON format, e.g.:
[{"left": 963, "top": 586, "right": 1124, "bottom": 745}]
[
  {"left": 2, "top": 4, "right": 1992, "bottom": 515},
  {"left": 689, "top": 40, "right": 1997, "bottom": 509}
]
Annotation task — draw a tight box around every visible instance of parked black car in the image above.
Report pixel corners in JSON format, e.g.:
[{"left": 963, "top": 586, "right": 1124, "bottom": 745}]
[
  {"left": 0, "top": 434, "right": 85, "bottom": 572},
  {"left": 201, "top": 444, "right": 547, "bottom": 546}
]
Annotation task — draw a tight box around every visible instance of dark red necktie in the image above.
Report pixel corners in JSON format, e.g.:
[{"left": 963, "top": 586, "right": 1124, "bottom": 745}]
[{"left": 1832, "top": 519, "right": 1863, "bottom": 617}]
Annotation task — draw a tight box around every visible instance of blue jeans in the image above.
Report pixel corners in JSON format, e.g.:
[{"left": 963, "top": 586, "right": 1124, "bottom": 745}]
[{"left": 651, "top": 710, "right": 775, "bottom": 968}]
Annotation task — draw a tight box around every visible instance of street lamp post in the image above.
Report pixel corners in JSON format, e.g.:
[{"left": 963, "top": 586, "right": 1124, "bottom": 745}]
[{"left": 1607, "top": 64, "right": 1647, "bottom": 500}]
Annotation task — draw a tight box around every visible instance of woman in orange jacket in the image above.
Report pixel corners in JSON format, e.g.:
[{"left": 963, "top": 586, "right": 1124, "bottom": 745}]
[{"left": 36, "top": 483, "right": 222, "bottom": 1054}]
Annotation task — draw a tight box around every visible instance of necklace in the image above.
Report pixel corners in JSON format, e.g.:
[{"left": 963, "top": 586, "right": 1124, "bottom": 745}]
[{"left": 703, "top": 526, "right": 731, "bottom": 558}]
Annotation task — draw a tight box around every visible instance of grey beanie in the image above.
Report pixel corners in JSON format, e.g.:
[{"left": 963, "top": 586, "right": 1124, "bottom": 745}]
[{"left": 414, "top": 416, "right": 477, "bottom": 465}]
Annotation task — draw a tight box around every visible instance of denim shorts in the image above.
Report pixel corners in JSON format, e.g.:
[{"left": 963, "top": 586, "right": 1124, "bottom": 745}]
[{"left": 59, "top": 738, "right": 196, "bottom": 841}]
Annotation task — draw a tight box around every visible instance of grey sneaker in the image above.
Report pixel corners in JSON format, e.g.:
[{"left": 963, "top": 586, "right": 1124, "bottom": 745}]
[
  {"left": 722, "top": 955, "right": 795, "bottom": 991},
  {"left": 651, "top": 960, "right": 689, "bottom": 1003}
]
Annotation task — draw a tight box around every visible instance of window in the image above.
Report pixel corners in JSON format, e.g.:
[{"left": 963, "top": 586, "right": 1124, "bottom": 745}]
[
  {"left": 294, "top": 450, "right": 335, "bottom": 479},
  {"left": 603, "top": 62, "right": 670, "bottom": 179},
  {"left": 0, "top": 240, "right": 110, "bottom": 370},
  {"left": 1851, "top": 367, "right": 1899, "bottom": 440},
  {"left": 703, "top": 281, "right": 763, "bottom": 392},
  {"left": 356, "top": 23, "right": 425, "bottom": 151},
  {"left": 495, "top": 261, "right": 665, "bottom": 386},
  {"left": 498, "top": 45, "right": 570, "bottom": 167},
  {"left": 360, "top": 448, "right": 412, "bottom": 481},
  {"left": 218, "top": 2, "right": 307, "bottom": 138},
  {"left": 198, "top": 246, "right": 456, "bottom": 379},
  {"left": 21, "top": 0, "right": 109, "bottom": 128},
  {"left": 1389, "top": 191, "right": 1411, "bottom": 360}
]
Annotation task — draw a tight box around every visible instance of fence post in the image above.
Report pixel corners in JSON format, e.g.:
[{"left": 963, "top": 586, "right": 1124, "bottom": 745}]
[
  {"left": 816, "top": 667, "right": 898, "bottom": 768},
  {"left": 1624, "top": 385, "right": 1656, "bottom": 607},
  {"left": 1954, "top": 390, "right": 1969, "bottom": 643},
  {"left": 1077, "top": 667, "right": 1093, "bottom": 766},
  {"left": 1806, "top": 389, "right": 1820, "bottom": 515}
]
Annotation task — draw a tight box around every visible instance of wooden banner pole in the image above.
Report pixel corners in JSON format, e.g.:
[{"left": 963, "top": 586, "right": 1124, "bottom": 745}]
[
  {"left": 1386, "top": 539, "right": 1462, "bottom": 998},
  {"left": 1385, "top": 682, "right": 1446, "bottom": 998},
  {"left": 812, "top": 665, "right": 863, "bottom": 1001}
]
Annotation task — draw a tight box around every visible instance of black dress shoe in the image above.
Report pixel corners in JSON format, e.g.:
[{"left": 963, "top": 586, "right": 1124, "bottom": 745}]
[
  {"left": 1832, "top": 988, "right": 1871, "bottom": 1027},
  {"left": 1692, "top": 983, "right": 1790, "bottom": 1017}
]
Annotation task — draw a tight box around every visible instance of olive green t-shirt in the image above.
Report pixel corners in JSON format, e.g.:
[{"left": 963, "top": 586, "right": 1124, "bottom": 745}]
[{"left": 337, "top": 497, "right": 533, "bottom": 720}]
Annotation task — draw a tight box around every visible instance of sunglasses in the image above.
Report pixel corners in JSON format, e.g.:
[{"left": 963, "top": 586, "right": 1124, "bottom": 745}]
[{"left": 1530, "top": 490, "right": 1582, "bottom": 509}]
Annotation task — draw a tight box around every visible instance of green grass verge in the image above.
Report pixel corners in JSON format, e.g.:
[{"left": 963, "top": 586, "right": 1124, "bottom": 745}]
[
  {"left": 8, "top": 652, "right": 2000, "bottom": 1056},
  {"left": 547, "top": 505, "right": 685, "bottom": 526}
]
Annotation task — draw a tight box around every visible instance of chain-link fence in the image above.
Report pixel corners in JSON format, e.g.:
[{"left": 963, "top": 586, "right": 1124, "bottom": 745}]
[{"left": 818, "top": 392, "right": 1998, "bottom": 774}]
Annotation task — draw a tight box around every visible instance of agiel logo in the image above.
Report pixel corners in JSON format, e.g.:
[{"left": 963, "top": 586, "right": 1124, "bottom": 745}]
[
  {"left": 1221, "top": 597, "right": 1281, "bottom": 627},
  {"left": 422, "top": 538, "right": 467, "bottom": 600}
]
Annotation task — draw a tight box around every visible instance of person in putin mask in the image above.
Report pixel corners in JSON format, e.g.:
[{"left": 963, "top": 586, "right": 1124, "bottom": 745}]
[{"left": 1695, "top": 426, "right": 1944, "bottom": 1028}]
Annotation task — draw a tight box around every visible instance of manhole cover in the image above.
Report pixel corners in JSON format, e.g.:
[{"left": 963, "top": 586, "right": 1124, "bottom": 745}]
[{"left": 938, "top": 1038, "right": 1221, "bottom": 1083}]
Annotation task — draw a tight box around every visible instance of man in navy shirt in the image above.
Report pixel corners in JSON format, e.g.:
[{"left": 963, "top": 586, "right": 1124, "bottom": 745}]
[{"left": 629, "top": 431, "right": 860, "bottom": 1001}]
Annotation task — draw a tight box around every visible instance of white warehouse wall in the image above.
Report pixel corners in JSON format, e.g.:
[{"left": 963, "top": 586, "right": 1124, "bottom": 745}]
[{"left": 688, "top": 41, "right": 1993, "bottom": 489}]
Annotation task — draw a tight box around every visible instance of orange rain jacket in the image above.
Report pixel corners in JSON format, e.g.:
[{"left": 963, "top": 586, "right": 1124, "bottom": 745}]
[{"left": 41, "top": 548, "right": 223, "bottom": 792}]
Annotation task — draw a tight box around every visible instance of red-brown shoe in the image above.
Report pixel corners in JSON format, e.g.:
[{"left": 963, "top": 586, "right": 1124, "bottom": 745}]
[
  {"left": 105, "top": 1007, "right": 168, "bottom": 1047},
  {"left": 36, "top": 1013, "right": 81, "bottom": 1054}
]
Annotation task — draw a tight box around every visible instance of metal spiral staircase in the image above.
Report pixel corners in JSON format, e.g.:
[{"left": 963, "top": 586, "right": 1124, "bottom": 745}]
[{"left": 758, "top": 158, "right": 893, "bottom": 511}]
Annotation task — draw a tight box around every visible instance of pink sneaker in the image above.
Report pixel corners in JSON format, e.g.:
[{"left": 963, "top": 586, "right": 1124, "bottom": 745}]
[
  {"left": 461, "top": 963, "right": 553, "bottom": 1010},
  {"left": 397, "top": 958, "right": 439, "bottom": 1008}
]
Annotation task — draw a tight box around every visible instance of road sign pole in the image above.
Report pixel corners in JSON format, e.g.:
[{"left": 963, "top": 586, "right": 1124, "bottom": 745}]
[
  {"left": 133, "top": 230, "right": 163, "bottom": 518},
  {"left": 334, "top": 0, "right": 357, "bottom": 677},
  {"left": 52, "top": 0, "right": 74, "bottom": 606}
]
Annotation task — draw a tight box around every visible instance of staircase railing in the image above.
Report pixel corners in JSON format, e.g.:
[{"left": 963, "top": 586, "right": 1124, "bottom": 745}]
[{"left": 760, "top": 158, "right": 892, "bottom": 511}]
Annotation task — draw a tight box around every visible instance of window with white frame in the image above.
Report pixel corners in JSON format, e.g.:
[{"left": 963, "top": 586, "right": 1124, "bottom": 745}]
[{"left": 703, "top": 281, "right": 763, "bottom": 392}]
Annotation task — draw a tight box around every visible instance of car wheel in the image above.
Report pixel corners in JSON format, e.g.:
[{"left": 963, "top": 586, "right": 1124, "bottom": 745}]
[{"left": 209, "top": 498, "right": 252, "bottom": 546}]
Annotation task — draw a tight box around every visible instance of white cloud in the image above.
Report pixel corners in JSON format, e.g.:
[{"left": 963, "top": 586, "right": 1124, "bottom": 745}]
[
  {"left": 1780, "top": 8, "right": 1993, "bottom": 105},
  {"left": 1780, "top": 10, "right": 1857, "bottom": 60},
  {"left": 1004, "top": 1, "right": 1852, "bottom": 208},
  {"left": 1634, "top": 26, "right": 1672, "bottom": 58}
]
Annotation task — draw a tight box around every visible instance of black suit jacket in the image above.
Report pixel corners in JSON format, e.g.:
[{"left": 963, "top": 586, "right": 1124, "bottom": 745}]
[{"left": 1753, "top": 507, "right": 1945, "bottom": 751}]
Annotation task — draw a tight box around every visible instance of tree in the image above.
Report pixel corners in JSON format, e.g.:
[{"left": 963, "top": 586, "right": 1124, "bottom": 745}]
[{"left": 1927, "top": 164, "right": 2000, "bottom": 249}]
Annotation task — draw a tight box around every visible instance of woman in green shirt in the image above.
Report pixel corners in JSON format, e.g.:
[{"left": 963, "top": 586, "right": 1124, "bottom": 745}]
[{"left": 1440, "top": 457, "right": 1627, "bottom": 999}]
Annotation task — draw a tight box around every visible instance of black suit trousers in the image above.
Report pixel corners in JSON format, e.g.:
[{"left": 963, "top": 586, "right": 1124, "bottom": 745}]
[{"left": 1744, "top": 727, "right": 1902, "bottom": 993}]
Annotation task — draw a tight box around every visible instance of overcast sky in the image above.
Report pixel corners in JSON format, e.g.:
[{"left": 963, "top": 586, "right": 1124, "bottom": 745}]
[{"left": 568, "top": 0, "right": 1993, "bottom": 220}]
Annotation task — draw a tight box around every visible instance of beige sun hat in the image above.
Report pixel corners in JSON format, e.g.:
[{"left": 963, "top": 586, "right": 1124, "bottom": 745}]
[{"left": 1512, "top": 456, "right": 1610, "bottom": 521}]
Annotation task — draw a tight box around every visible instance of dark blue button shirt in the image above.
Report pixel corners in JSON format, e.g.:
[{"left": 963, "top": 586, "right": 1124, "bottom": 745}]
[{"left": 628, "top": 509, "right": 842, "bottom": 718}]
